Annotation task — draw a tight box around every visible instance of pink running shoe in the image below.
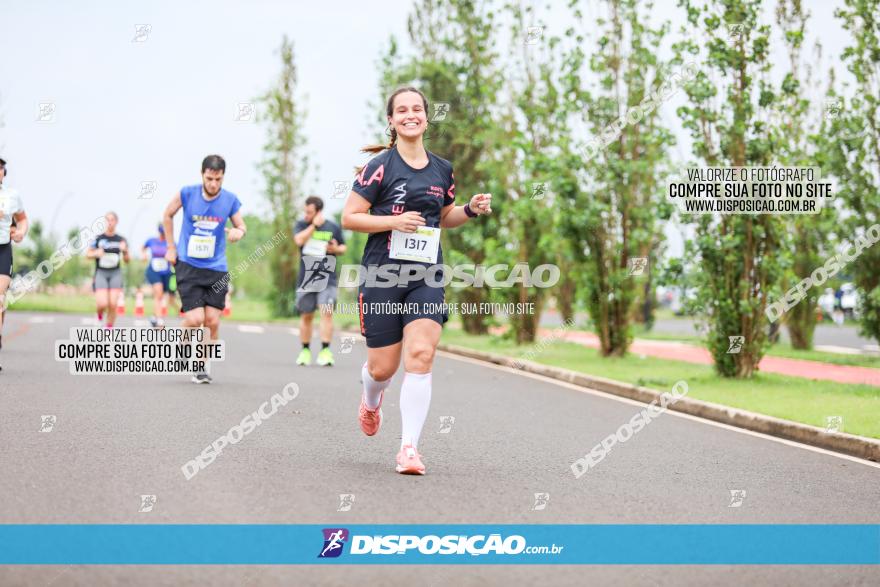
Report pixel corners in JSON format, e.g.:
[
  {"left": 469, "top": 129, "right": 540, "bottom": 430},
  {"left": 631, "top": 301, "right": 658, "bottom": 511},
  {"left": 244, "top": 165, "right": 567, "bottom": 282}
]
[
  {"left": 396, "top": 445, "right": 425, "bottom": 475},
  {"left": 358, "top": 390, "right": 383, "bottom": 436}
]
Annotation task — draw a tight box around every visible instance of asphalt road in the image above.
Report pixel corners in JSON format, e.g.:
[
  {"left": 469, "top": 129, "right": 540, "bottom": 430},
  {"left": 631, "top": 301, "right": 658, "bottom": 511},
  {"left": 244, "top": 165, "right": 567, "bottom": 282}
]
[{"left": 0, "top": 311, "right": 878, "bottom": 586}]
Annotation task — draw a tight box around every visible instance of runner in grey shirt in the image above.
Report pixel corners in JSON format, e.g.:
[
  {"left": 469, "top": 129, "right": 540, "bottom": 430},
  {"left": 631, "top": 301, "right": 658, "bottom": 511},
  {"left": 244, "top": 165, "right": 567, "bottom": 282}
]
[{"left": 293, "top": 196, "right": 346, "bottom": 366}]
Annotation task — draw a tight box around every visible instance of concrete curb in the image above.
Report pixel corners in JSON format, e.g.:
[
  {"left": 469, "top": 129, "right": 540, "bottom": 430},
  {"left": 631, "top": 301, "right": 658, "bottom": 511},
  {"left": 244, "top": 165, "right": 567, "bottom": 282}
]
[{"left": 437, "top": 342, "right": 880, "bottom": 463}]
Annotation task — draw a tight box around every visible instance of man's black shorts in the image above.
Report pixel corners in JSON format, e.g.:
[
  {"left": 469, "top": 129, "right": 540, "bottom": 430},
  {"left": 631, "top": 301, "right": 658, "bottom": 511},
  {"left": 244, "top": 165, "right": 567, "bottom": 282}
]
[
  {"left": 0, "top": 243, "right": 12, "bottom": 277},
  {"left": 175, "top": 260, "right": 228, "bottom": 312}
]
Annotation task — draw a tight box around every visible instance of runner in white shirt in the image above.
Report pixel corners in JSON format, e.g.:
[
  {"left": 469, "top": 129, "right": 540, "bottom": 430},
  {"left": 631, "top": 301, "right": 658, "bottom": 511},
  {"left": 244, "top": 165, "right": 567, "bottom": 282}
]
[{"left": 0, "top": 157, "right": 30, "bottom": 372}]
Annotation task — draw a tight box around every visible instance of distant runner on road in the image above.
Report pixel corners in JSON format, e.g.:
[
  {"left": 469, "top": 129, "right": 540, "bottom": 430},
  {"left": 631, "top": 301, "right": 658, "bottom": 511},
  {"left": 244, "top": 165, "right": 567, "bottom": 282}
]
[
  {"left": 142, "top": 223, "right": 178, "bottom": 327},
  {"left": 162, "top": 154, "right": 246, "bottom": 384},
  {"left": 86, "top": 212, "right": 130, "bottom": 329},
  {"left": 293, "top": 195, "right": 346, "bottom": 367}
]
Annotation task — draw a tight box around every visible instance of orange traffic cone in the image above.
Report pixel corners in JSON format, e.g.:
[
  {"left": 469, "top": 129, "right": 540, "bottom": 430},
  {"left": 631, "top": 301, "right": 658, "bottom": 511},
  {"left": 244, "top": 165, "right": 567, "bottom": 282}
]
[
  {"left": 116, "top": 293, "right": 126, "bottom": 316},
  {"left": 134, "top": 290, "right": 145, "bottom": 317},
  {"left": 223, "top": 292, "right": 232, "bottom": 317}
]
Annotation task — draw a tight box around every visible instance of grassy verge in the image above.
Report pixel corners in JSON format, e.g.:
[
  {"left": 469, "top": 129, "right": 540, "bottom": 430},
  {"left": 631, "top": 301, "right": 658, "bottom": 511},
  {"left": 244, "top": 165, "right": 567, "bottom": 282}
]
[
  {"left": 10, "top": 292, "right": 364, "bottom": 328},
  {"left": 441, "top": 328, "right": 880, "bottom": 439},
  {"left": 8, "top": 293, "right": 284, "bottom": 323}
]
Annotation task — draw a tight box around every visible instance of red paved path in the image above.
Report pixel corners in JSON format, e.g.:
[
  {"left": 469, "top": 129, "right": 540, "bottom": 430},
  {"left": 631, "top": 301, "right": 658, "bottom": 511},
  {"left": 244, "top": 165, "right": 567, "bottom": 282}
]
[{"left": 527, "top": 327, "right": 880, "bottom": 386}]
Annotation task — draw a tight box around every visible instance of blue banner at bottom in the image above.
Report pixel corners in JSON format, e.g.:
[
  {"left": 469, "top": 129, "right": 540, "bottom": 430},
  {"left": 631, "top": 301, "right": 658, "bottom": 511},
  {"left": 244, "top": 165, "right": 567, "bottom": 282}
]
[{"left": 0, "top": 525, "right": 877, "bottom": 564}]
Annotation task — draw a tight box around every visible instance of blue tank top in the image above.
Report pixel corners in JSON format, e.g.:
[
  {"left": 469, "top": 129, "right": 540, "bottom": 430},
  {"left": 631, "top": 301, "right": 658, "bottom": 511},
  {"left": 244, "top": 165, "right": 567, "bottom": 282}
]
[
  {"left": 144, "top": 237, "right": 171, "bottom": 275},
  {"left": 176, "top": 184, "right": 242, "bottom": 271}
]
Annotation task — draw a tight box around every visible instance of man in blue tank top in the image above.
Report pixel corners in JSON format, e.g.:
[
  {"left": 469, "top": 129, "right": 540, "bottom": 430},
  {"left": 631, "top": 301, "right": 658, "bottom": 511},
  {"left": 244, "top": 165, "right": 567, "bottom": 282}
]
[{"left": 161, "top": 154, "right": 247, "bottom": 384}]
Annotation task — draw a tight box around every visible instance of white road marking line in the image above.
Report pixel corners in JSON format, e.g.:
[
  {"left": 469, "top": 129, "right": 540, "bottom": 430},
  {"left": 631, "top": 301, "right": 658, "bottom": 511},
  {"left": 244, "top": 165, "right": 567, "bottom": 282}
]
[
  {"left": 80, "top": 318, "right": 100, "bottom": 325},
  {"left": 438, "top": 350, "right": 880, "bottom": 470},
  {"left": 27, "top": 316, "right": 55, "bottom": 324},
  {"left": 133, "top": 320, "right": 150, "bottom": 327},
  {"left": 288, "top": 328, "right": 300, "bottom": 336},
  {"left": 238, "top": 325, "right": 265, "bottom": 334},
  {"left": 814, "top": 344, "right": 864, "bottom": 355}
]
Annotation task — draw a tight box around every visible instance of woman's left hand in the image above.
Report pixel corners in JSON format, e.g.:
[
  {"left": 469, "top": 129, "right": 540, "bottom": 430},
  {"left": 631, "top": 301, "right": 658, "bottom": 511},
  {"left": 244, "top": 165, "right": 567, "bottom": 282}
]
[{"left": 469, "top": 193, "right": 493, "bottom": 215}]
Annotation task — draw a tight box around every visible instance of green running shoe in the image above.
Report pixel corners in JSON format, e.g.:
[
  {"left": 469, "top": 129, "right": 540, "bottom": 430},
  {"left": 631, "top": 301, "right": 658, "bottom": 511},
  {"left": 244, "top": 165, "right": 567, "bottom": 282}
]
[
  {"left": 296, "top": 347, "right": 312, "bottom": 366},
  {"left": 316, "top": 347, "right": 335, "bottom": 366}
]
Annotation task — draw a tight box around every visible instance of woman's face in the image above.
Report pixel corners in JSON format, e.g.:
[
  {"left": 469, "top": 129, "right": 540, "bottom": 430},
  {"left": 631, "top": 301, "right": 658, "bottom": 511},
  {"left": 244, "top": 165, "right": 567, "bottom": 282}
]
[{"left": 388, "top": 91, "right": 427, "bottom": 140}]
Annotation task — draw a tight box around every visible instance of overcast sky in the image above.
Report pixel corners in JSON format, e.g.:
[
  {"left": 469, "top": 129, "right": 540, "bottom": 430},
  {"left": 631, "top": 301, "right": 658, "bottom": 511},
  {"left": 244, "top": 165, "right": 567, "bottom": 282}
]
[{"left": 0, "top": 0, "right": 853, "bottom": 253}]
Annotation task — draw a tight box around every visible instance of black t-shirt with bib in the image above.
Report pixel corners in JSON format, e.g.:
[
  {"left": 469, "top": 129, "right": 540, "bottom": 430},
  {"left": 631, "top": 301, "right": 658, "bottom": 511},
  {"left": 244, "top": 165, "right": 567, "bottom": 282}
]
[
  {"left": 350, "top": 146, "right": 455, "bottom": 267},
  {"left": 90, "top": 233, "right": 126, "bottom": 271},
  {"left": 293, "top": 218, "right": 346, "bottom": 288}
]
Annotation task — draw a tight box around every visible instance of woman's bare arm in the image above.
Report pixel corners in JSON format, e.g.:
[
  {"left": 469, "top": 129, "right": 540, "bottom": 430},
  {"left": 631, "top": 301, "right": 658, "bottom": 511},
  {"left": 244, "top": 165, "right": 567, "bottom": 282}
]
[{"left": 341, "top": 191, "right": 425, "bottom": 234}]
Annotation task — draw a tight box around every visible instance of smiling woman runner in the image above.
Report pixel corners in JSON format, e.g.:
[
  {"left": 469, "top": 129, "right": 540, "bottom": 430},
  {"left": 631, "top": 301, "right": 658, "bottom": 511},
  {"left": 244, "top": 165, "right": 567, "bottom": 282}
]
[{"left": 341, "top": 87, "right": 493, "bottom": 475}]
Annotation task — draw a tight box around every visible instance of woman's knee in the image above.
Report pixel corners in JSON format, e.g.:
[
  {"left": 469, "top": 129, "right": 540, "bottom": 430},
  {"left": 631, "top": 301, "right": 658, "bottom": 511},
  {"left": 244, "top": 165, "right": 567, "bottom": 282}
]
[
  {"left": 405, "top": 341, "right": 436, "bottom": 371},
  {"left": 368, "top": 349, "right": 401, "bottom": 381},
  {"left": 368, "top": 361, "right": 397, "bottom": 382}
]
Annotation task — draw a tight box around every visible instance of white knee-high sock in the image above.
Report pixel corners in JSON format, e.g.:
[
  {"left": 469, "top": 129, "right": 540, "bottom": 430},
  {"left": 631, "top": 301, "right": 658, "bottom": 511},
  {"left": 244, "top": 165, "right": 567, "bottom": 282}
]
[
  {"left": 400, "top": 371, "right": 432, "bottom": 449},
  {"left": 362, "top": 362, "right": 389, "bottom": 409}
]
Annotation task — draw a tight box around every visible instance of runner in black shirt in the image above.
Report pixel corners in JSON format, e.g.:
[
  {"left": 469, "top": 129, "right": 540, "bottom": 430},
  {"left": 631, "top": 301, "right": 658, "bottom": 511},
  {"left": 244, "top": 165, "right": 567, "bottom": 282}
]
[
  {"left": 86, "top": 212, "right": 130, "bottom": 328},
  {"left": 293, "top": 195, "right": 346, "bottom": 366},
  {"left": 341, "top": 87, "right": 492, "bottom": 475}
]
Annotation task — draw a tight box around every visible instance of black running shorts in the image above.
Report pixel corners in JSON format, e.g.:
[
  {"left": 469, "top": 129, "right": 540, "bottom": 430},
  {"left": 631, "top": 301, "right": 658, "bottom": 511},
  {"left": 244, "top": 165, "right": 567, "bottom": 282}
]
[
  {"left": 358, "top": 275, "right": 448, "bottom": 348},
  {"left": 0, "top": 243, "right": 11, "bottom": 277},
  {"left": 175, "top": 260, "right": 229, "bottom": 312}
]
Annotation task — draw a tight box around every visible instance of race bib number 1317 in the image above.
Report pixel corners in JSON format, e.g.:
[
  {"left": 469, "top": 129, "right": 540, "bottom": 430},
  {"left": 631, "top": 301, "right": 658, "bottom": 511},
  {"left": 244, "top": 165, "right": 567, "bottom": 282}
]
[{"left": 389, "top": 227, "right": 440, "bottom": 264}]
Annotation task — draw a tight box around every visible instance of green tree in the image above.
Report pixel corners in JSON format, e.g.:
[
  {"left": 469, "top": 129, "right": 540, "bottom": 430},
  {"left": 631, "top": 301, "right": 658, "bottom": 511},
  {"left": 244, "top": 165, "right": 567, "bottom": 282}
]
[
  {"left": 258, "top": 36, "right": 310, "bottom": 318},
  {"left": 52, "top": 226, "right": 94, "bottom": 288},
  {"left": 484, "top": 1, "right": 577, "bottom": 344},
  {"left": 565, "top": 0, "right": 675, "bottom": 356},
  {"left": 822, "top": 0, "right": 880, "bottom": 344},
  {"left": 773, "top": 0, "right": 835, "bottom": 349},
  {"left": 13, "top": 220, "right": 57, "bottom": 287},
  {"left": 674, "top": 0, "right": 786, "bottom": 377}
]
